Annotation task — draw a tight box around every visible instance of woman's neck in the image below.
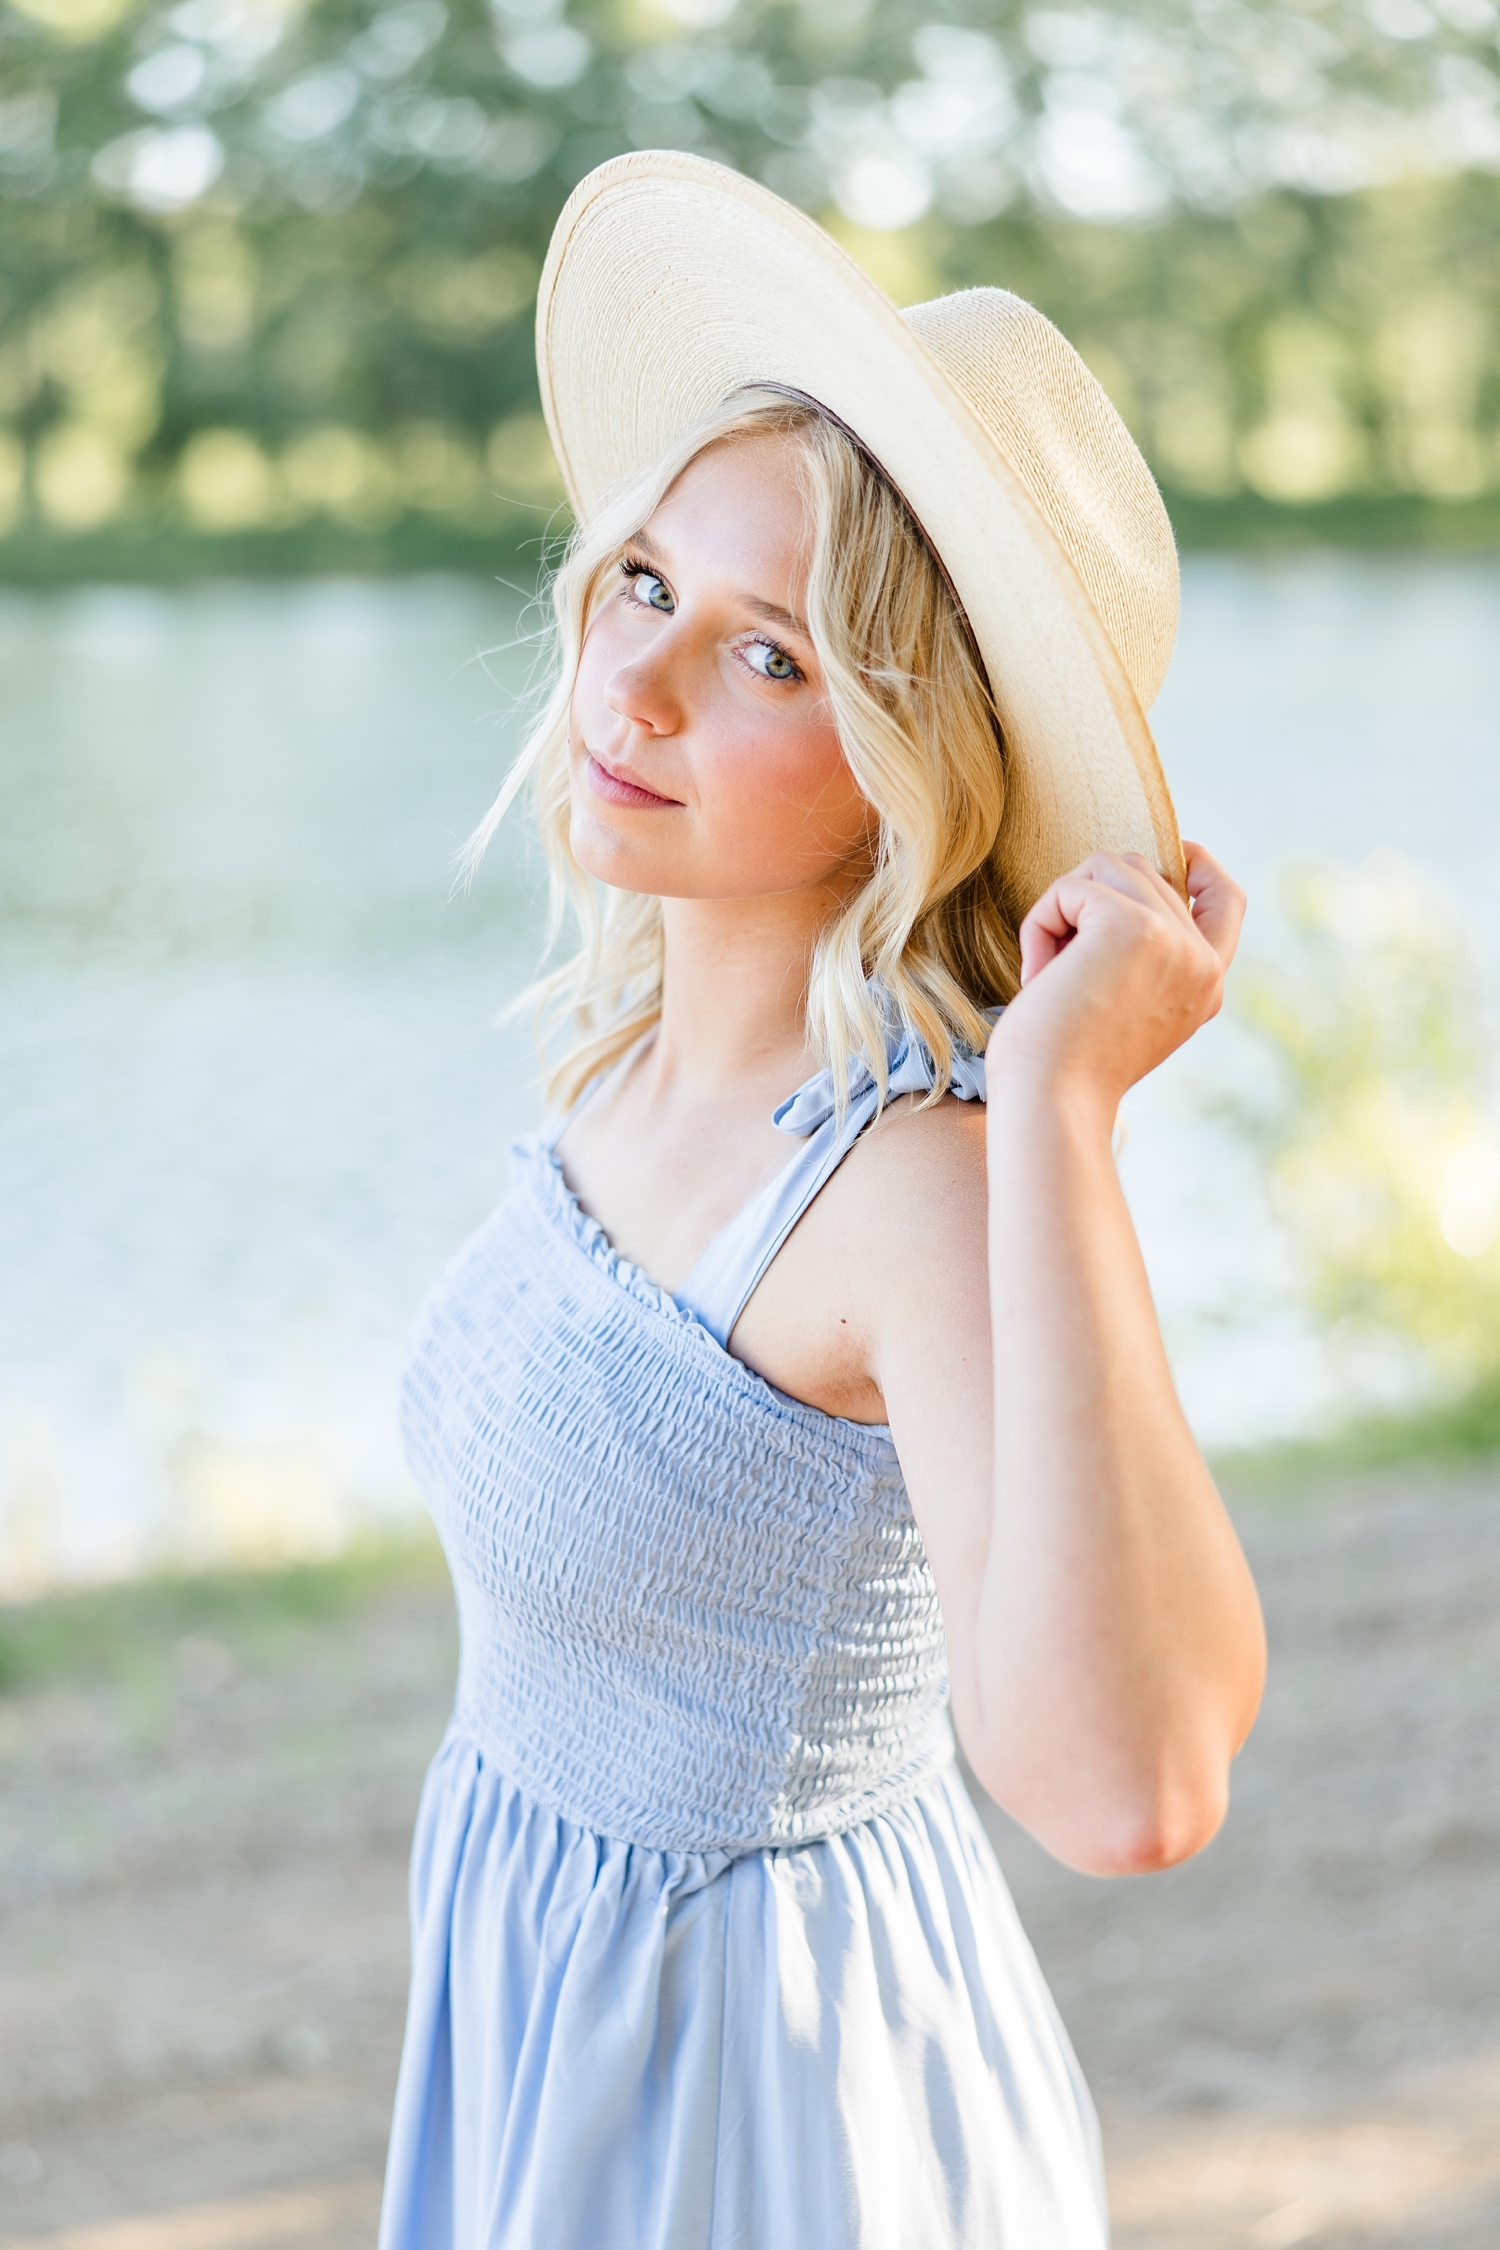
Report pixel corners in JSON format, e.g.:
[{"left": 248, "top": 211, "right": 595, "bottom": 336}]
[{"left": 647, "top": 889, "right": 841, "bottom": 1104}]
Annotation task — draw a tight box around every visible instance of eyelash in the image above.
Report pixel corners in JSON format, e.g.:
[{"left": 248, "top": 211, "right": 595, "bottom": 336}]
[{"left": 618, "top": 555, "right": 805, "bottom": 684}]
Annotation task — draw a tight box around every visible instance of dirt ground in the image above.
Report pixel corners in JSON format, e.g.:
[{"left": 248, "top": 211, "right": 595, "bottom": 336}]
[{"left": 1, "top": 1467, "right": 1497, "bottom": 2249}]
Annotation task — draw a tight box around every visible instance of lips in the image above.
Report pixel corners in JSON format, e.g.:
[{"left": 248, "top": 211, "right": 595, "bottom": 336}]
[{"left": 583, "top": 751, "right": 682, "bottom": 809}]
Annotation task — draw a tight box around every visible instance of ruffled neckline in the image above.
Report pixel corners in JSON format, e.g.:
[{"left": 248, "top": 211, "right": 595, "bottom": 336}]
[
  {"left": 519, "top": 1140, "right": 900, "bottom": 1453},
  {"left": 512, "top": 1008, "right": 995, "bottom": 1451},
  {"left": 527, "top": 1139, "right": 701, "bottom": 1333}
]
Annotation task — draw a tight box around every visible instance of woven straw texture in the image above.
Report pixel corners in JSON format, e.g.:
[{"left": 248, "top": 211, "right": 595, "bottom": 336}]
[{"left": 537, "top": 149, "right": 1183, "bottom": 907}]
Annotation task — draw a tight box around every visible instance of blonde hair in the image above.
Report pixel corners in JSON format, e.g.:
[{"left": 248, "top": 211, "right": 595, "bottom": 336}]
[{"left": 467, "top": 389, "right": 1022, "bottom": 1111}]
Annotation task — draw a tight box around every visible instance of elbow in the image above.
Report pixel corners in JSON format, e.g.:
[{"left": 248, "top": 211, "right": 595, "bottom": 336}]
[
  {"left": 1075, "top": 1775, "right": 1229, "bottom": 1877},
  {"left": 968, "top": 1745, "right": 1232, "bottom": 1879},
  {"left": 959, "top": 1645, "right": 1264, "bottom": 1879}
]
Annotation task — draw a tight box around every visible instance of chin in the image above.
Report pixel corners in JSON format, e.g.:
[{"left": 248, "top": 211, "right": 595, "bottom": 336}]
[{"left": 570, "top": 814, "right": 670, "bottom": 894}]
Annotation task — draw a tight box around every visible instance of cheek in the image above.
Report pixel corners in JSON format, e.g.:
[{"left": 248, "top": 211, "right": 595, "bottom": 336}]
[
  {"left": 758, "top": 709, "right": 861, "bottom": 813},
  {"left": 805, "top": 727, "right": 868, "bottom": 823},
  {"left": 705, "top": 714, "right": 867, "bottom": 859}
]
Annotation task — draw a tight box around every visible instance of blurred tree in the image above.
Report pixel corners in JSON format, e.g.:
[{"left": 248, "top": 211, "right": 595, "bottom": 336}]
[
  {"left": 2, "top": 0, "right": 1499, "bottom": 571},
  {"left": 1225, "top": 859, "right": 1500, "bottom": 1397}
]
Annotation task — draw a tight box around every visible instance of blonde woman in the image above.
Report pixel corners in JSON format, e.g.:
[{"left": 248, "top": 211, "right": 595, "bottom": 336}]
[{"left": 380, "top": 155, "right": 1265, "bottom": 2249}]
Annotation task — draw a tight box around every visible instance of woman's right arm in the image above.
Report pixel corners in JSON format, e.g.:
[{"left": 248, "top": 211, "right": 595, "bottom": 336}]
[{"left": 873, "top": 846, "right": 1265, "bottom": 1876}]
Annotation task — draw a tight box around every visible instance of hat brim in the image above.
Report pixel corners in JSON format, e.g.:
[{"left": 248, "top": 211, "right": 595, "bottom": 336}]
[{"left": 536, "top": 150, "right": 1183, "bottom": 909}]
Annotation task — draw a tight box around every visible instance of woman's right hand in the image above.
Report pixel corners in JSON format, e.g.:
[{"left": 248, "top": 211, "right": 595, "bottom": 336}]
[{"left": 988, "top": 842, "right": 1245, "bottom": 1117}]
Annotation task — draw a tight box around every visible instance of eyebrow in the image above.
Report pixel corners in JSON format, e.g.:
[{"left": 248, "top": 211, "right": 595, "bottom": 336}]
[
  {"left": 627, "top": 528, "right": 810, "bottom": 641},
  {"left": 742, "top": 593, "right": 809, "bottom": 638}
]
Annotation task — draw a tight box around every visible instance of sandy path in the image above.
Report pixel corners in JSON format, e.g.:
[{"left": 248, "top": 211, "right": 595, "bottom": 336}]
[{"left": 1, "top": 1470, "right": 1497, "bottom": 2247}]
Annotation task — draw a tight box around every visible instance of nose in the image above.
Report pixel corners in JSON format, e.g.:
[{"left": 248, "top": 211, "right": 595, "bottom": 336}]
[{"left": 603, "top": 640, "right": 683, "bottom": 738}]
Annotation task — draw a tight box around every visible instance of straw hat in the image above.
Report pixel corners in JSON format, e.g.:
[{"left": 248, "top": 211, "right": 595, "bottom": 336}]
[{"left": 536, "top": 149, "right": 1184, "bottom": 910}]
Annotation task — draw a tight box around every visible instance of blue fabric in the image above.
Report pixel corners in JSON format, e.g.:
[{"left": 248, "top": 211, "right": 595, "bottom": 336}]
[
  {"left": 674, "top": 1023, "right": 989, "bottom": 1349},
  {"left": 379, "top": 1019, "right": 1108, "bottom": 2250}
]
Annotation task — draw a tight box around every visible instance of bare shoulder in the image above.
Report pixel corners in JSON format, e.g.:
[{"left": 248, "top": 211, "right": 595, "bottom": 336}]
[
  {"left": 795, "top": 1090, "right": 988, "bottom": 1282},
  {"left": 796, "top": 1089, "right": 985, "bottom": 1269},
  {"left": 731, "top": 1092, "right": 989, "bottom": 1421},
  {"left": 833, "top": 1092, "right": 989, "bottom": 1309},
  {"left": 849, "top": 1090, "right": 988, "bottom": 1222}
]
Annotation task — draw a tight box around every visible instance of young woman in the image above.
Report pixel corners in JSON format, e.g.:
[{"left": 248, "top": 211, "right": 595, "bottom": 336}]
[{"left": 380, "top": 154, "right": 1265, "bottom": 2249}]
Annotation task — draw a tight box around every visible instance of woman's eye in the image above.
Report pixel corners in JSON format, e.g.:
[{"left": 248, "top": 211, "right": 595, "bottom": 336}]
[
  {"left": 742, "top": 640, "right": 799, "bottom": 682},
  {"left": 626, "top": 567, "right": 674, "bottom": 613}
]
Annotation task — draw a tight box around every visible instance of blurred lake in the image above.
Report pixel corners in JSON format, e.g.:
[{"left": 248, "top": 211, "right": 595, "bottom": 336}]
[{"left": 3, "top": 556, "right": 1499, "bottom": 1590}]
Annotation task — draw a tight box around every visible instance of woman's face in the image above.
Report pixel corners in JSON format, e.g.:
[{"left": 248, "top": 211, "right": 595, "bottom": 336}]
[{"left": 567, "top": 433, "right": 873, "bottom": 902}]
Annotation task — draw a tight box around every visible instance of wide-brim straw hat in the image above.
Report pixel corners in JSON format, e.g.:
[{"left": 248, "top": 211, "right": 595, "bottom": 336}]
[{"left": 536, "top": 150, "right": 1184, "bottom": 910}]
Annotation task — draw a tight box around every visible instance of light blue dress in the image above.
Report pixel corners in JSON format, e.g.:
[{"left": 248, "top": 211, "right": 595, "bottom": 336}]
[{"left": 379, "top": 1024, "right": 1109, "bottom": 2250}]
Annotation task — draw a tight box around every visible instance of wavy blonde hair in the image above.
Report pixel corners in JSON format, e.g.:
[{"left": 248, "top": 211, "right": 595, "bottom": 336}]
[{"left": 466, "top": 389, "right": 1022, "bottom": 1111}]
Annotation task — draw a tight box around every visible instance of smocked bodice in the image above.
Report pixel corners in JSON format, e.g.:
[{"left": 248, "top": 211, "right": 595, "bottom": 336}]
[
  {"left": 400, "top": 1030, "right": 988, "bottom": 1854},
  {"left": 384, "top": 1022, "right": 1113, "bottom": 2250}
]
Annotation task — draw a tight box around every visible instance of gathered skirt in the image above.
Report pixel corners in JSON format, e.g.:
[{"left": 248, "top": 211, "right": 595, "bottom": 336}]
[{"left": 379, "top": 1726, "right": 1108, "bottom": 2250}]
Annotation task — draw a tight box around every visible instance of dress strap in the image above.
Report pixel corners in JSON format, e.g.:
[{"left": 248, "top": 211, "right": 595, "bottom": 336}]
[{"left": 673, "top": 1025, "right": 991, "bottom": 1349}]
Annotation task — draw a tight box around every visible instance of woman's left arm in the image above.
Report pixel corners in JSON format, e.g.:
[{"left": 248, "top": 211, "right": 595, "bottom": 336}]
[{"left": 878, "top": 843, "right": 1266, "bottom": 1877}]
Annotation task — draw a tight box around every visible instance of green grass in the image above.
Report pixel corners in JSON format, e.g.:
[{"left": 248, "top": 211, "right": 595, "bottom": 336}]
[
  {"left": 0, "top": 1523, "right": 451, "bottom": 1698},
  {"left": 1213, "top": 1375, "right": 1500, "bottom": 1499},
  {"left": 7, "top": 1379, "right": 1498, "bottom": 1698}
]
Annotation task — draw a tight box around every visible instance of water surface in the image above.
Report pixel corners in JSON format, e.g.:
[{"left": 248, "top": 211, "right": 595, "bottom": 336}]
[{"left": 4, "top": 558, "right": 1498, "bottom": 1586}]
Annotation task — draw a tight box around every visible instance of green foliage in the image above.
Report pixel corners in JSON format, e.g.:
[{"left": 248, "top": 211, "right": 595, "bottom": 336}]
[
  {"left": 0, "top": 1521, "right": 449, "bottom": 1694},
  {"left": 942, "top": 169, "right": 1500, "bottom": 521},
  {"left": 3, "top": 0, "right": 1500, "bottom": 571},
  {"left": 1224, "top": 860, "right": 1500, "bottom": 1393}
]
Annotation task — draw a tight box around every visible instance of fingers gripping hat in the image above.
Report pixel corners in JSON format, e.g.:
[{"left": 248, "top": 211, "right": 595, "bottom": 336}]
[{"left": 537, "top": 150, "right": 1184, "bottom": 911}]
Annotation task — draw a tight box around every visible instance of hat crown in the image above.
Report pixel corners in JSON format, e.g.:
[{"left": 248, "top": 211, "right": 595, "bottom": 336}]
[
  {"left": 537, "top": 151, "right": 1184, "bottom": 903},
  {"left": 901, "top": 289, "right": 1178, "bottom": 712}
]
